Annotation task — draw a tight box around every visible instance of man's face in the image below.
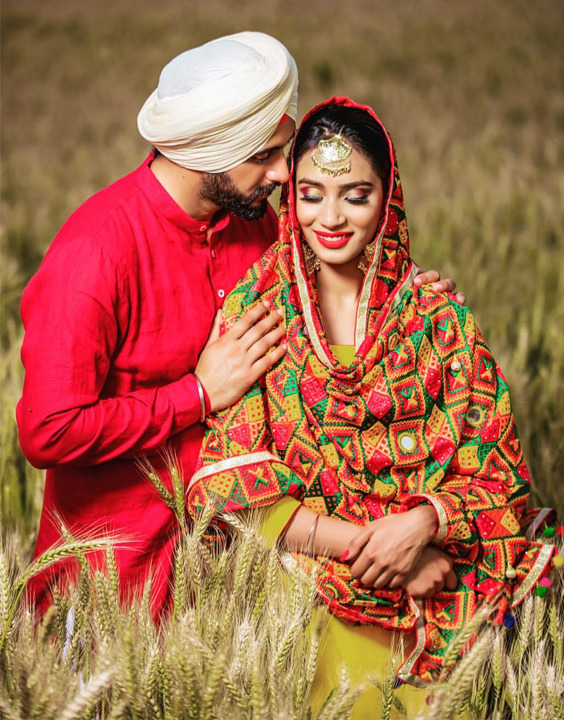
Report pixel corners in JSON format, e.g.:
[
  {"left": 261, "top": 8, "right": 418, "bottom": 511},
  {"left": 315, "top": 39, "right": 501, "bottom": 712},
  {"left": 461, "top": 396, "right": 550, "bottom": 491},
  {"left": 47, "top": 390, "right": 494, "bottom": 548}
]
[{"left": 200, "top": 117, "right": 295, "bottom": 220}]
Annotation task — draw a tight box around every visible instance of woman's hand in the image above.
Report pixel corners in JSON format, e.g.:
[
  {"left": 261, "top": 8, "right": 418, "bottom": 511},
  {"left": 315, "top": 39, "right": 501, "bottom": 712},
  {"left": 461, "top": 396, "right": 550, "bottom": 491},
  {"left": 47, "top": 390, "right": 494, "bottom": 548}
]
[
  {"left": 345, "top": 506, "right": 438, "bottom": 589},
  {"left": 402, "top": 546, "right": 457, "bottom": 598},
  {"left": 414, "top": 269, "right": 466, "bottom": 305}
]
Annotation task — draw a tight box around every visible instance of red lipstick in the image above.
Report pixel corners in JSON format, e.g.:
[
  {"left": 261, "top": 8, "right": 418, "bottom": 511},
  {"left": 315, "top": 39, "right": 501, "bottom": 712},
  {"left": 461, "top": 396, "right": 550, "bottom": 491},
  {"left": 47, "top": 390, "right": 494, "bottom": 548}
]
[{"left": 314, "top": 231, "right": 353, "bottom": 249}]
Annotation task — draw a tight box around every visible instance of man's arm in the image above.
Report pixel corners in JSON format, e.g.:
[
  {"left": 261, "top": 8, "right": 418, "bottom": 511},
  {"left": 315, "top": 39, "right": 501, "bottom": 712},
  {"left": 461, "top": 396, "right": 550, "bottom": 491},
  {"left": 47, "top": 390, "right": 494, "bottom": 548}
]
[{"left": 17, "top": 239, "right": 285, "bottom": 469}]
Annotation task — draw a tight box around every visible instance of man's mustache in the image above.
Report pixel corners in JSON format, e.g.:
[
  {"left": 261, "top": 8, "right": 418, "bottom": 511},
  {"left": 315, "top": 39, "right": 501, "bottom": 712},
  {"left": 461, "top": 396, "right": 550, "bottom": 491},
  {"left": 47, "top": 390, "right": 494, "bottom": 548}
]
[{"left": 246, "top": 182, "right": 280, "bottom": 203}]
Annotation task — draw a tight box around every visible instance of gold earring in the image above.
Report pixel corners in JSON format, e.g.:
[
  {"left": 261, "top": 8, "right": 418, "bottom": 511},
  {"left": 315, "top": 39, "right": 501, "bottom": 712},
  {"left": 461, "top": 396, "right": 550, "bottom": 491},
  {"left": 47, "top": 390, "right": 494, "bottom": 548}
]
[
  {"left": 357, "top": 239, "right": 376, "bottom": 273},
  {"left": 303, "top": 243, "right": 321, "bottom": 274}
]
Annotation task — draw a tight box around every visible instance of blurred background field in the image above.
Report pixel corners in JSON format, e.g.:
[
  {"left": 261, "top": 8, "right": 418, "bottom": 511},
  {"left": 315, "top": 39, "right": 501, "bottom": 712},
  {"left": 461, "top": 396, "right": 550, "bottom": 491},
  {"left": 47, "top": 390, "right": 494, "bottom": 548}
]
[{"left": 1, "top": 0, "right": 563, "bottom": 537}]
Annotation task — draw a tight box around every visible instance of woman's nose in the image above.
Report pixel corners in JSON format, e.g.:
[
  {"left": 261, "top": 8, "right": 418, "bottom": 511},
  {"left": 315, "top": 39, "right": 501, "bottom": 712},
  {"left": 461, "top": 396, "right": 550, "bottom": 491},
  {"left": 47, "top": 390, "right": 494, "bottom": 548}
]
[{"left": 320, "top": 200, "right": 345, "bottom": 228}]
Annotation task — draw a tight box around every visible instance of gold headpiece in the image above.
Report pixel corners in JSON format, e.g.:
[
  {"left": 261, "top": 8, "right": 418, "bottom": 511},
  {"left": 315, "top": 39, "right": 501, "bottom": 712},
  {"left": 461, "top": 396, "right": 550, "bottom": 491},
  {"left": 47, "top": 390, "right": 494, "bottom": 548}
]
[{"left": 311, "top": 133, "right": 352, "bottom": 176}]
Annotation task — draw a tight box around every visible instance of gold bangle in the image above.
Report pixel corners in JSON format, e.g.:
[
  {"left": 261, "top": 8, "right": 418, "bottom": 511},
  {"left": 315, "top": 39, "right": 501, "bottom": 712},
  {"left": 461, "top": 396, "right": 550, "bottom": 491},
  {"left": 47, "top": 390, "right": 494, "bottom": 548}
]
[
  {"left": 306, "top": 514, "right": 320, "bottom": 556},
  {"left": 194, "top": 375, "right": 207, "bottom": 423}
]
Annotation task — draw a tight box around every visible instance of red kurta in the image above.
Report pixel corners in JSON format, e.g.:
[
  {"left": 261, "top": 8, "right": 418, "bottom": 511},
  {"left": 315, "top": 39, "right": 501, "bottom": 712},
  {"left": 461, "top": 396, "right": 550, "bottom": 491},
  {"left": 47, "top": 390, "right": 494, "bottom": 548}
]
[{"left": 17, "top": 154, "right": 276, "bottom": 611}]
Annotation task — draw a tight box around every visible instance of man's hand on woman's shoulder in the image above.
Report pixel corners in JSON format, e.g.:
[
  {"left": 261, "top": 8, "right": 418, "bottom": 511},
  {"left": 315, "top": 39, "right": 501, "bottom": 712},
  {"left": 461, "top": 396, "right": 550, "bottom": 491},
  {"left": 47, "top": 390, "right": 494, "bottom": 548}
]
[{"left": 414, "top": 268, "right": 466, "bottom": 305}]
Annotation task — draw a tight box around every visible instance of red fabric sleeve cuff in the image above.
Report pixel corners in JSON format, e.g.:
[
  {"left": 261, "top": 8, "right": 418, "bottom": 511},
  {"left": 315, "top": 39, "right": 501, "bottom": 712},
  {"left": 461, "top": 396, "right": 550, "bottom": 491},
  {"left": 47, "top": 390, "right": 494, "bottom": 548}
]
[{"left": 159, "top": 373, "right": 203, "bottom": 432}]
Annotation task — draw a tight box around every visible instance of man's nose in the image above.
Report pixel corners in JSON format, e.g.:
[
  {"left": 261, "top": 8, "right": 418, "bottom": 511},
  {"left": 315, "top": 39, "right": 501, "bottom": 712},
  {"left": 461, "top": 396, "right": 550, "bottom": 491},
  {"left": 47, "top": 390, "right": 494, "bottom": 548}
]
[{"left": 266, "top": 153, "right": 290, "bottom": 184}]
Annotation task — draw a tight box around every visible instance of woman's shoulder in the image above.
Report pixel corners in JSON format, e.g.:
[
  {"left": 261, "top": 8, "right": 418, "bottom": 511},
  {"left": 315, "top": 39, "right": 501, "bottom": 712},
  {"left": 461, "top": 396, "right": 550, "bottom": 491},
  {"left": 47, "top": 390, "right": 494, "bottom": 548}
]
[
  {"left": 411, "top": 284, "right": 478, "bottom": 344},
  {"left": 222, "top": 236, "right": 291, "bottom": 329}
]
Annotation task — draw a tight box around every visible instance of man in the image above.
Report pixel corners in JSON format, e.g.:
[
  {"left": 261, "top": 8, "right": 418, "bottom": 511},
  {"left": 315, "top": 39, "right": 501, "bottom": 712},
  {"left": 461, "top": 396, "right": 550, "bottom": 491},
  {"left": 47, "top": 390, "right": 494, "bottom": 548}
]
[{"left": 17, "top": 32, "right": 459, "bottom": 612}]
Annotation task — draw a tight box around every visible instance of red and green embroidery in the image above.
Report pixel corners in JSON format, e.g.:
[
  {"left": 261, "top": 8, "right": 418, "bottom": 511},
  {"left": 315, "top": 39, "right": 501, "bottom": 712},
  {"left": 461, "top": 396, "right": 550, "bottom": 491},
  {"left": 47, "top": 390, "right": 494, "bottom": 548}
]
[{"left": 187, "top": 97, "right": 555, "bottom": 684}]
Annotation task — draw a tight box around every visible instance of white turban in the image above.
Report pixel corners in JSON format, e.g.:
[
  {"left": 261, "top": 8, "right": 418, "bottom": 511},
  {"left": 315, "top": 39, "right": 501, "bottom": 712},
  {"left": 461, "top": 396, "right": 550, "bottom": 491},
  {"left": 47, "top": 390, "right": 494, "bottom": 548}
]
[{"left": 137, "top": 32, "right": 298, "bottom": 173}]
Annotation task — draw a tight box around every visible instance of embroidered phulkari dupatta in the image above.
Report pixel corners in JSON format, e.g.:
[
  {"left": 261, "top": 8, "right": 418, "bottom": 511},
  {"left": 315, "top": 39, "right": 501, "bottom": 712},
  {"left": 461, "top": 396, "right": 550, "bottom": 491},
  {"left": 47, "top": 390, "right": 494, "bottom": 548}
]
[{"left": 187, "top": 97, "right": 556, "bottom": 684}]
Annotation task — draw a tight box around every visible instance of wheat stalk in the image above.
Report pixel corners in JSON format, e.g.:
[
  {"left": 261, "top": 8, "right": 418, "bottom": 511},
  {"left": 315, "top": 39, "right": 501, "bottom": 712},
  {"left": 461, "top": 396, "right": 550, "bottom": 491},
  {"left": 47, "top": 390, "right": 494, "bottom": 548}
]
[
  {"left": 428, "top": 628, "right": 493, "bottom": 719},
  {"left": 59, "top": 667, "right": 113, "bottom": 720}
]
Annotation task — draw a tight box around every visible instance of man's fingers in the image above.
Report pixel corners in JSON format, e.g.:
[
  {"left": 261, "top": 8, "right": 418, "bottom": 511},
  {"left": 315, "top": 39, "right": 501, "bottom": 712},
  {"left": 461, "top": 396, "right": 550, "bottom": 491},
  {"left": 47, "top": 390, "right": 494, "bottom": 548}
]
[
  {"left": 414, "top": 269, "right": 440, "bottom": 286},
  {"left": 455, "top": 292, "right": 466, "bottom": 306},
  {"left": 432, "top": 278, "right": 456, "bottom": 294},
  {"left": 230, "top": 301, "right": 271, "bottom": 340},
  {"left": 244, "top": 311, "right": 284, "bottom": 353},
  {"left": 248, "top": 325, "right": 286, "bottom": 365},
  {"left": 446, "top": 569, "right": 458, "bottom": 590},
  {"left": 250, "top": 340, "right": 287, "bottom": 379}
]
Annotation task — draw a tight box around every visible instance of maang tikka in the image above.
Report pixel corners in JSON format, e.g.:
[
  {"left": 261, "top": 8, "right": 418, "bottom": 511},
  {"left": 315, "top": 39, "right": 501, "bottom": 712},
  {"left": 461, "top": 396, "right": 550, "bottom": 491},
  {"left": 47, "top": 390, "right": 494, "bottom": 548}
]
[
  {"left": 311, "top": 133, "right": 353, "bottom": 176},
  {"left": 304, "top": 131, "right": 354, "bottom": 273}
]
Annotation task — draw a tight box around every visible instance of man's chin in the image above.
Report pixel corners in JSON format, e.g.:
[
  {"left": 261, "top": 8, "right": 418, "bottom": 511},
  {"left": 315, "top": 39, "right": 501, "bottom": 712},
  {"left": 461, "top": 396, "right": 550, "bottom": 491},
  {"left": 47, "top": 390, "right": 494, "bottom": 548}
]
[{"left": 233, "top": 198, "right": 269, "bottom": 221}]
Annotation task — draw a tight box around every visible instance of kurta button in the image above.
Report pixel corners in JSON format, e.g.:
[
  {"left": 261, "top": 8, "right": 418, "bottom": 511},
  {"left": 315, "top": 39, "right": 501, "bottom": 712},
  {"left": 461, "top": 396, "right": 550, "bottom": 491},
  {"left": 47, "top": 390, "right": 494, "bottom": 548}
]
[
  {"left": 200, "top": 225, "right": 207, "bottom": 232},
  {"left": 211, "top": 249, "right": 216, "bottom": 259},
  {"left": 218, "top": 289, "right": 225, "bottom": 298}
]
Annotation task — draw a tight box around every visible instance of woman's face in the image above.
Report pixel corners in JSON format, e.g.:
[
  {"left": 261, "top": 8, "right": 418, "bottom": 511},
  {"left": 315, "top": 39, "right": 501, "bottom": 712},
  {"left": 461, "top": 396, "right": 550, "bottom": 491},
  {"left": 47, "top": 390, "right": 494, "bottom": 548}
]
[{"left": 295, "top": 144, "right": 384, "bottom": 270}]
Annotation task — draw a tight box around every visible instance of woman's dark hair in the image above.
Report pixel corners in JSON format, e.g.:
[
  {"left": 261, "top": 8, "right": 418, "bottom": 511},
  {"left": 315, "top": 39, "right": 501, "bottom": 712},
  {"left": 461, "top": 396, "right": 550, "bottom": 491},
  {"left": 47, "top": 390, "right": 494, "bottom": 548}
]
[{"left": 292, "top": 105, "right": 391, "bottom": 196}]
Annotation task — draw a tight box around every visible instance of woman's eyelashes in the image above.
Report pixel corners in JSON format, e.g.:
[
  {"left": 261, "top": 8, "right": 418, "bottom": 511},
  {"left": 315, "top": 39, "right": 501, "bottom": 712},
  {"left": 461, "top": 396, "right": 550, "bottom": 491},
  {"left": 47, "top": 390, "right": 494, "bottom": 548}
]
[
  {"left": 345, "top": 195, "right": 369, "bottom": 205},
  {"left": 298, "top": 194, "right": 370, "bottom": 204}
]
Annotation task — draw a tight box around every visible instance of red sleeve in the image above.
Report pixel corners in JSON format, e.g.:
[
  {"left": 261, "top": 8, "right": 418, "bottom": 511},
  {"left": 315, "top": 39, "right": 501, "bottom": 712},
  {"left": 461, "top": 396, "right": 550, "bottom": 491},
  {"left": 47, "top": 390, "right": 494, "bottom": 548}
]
[{"left": 17, "top": 235, "right": 201, "bottom": 469}]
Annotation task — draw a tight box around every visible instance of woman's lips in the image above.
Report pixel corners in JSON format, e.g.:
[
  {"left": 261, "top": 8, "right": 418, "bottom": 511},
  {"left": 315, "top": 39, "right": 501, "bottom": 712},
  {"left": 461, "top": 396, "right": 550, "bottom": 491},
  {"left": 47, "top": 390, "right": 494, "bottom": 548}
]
[{"left": 314, "top": 231, "right": 354, "bottom": 249}]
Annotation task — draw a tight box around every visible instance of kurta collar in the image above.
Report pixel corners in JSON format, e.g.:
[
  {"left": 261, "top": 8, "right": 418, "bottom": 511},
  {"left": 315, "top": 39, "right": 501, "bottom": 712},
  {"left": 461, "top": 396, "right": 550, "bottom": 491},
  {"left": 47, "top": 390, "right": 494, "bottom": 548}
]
[{"left": 136, "top": 153, "right": 231, "bottom": 238}]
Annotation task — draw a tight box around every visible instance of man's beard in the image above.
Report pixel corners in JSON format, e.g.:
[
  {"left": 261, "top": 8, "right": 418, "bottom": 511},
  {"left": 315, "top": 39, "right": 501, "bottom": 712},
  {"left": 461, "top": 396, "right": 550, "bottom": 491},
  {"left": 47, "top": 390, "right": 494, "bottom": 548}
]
[{"left": 200, "top": 172, "right": 279, "bottom": 221}]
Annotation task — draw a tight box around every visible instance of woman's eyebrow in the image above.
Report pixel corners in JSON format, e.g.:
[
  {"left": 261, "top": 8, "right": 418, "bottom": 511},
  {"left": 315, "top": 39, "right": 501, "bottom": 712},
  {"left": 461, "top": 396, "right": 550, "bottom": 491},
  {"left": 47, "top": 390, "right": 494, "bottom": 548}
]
[
  {"left": 297, "top": 178, "right": 324, "bottom": 187},
  {"left": 341, "top": 181, "right": 374, "bottom": 189},
  {"left": 297, "top": 179, "right": 374, "bottom": 189}
]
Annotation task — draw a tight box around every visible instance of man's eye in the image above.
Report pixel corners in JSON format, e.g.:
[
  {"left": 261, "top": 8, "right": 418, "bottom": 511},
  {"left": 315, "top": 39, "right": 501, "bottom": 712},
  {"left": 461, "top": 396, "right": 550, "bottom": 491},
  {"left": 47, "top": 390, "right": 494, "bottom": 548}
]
[{"left": 252, "top": 153, "right": 270, "bottom": 163}]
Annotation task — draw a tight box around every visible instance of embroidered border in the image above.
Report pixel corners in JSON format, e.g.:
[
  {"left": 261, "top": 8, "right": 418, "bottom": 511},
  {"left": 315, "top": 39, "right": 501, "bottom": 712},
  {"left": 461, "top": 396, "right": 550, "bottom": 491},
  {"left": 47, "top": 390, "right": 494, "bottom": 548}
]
[
  {"left": 187, "top": 451, "right": 280, "bottom": 493},
  {"left": 511, "top": 543, "right": 555, "bottom": 607},
  {"left": 357, "top": 261, "right": 418, "bottom": 350},
  {"left": 397, "top": 599, "right": 430, "bottom": 687},
  {"left": 292, "top": 241, "right": 333, "bottom": 367},
  {"left": 355, "top": 227, "right": 385, "bottom": 349}
]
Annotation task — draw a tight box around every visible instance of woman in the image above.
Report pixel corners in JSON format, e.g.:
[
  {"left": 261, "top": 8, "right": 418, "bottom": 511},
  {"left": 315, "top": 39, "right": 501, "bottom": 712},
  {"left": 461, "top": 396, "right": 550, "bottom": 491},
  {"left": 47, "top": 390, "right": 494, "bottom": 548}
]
[{"left": 187, "top": 97, "right": 556, "bottom": 712}]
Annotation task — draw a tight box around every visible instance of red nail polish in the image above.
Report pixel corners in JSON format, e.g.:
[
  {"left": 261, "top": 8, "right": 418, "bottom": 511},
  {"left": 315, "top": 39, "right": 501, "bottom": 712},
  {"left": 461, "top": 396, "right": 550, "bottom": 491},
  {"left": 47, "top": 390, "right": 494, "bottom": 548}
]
[{"left": 339, "top": 550, "right": 349, "bottom": 562}]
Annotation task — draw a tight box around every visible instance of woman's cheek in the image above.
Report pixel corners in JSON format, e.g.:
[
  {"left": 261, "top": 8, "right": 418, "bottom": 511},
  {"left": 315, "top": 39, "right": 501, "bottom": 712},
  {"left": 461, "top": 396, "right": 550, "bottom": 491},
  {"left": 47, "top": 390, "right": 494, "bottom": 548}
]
[{"left": 296, "top": 203, "right": 318, "bottom": 227}]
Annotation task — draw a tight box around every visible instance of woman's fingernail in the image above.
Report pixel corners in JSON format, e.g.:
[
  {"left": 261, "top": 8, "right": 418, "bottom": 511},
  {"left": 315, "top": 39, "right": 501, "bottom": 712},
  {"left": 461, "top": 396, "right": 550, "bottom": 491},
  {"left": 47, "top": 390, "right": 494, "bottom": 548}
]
[
  {"left": 277, "top": 308, "right": 283, "bottom": 316},
  {"left": 339, "top": 550, "right": 349, "bottom": 562},
  {"left": 263, "top": 300, "right": 270, "bottom": 308}
]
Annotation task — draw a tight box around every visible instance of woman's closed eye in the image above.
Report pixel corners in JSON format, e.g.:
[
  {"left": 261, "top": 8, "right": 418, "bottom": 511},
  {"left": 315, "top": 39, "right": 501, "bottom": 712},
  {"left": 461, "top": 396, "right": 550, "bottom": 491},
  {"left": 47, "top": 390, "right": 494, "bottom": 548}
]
[
  {"left": 344, "top": 194, "right": 369, "bottom": 204},
  {"left": 299, "top": 193, "right": 370, "bottom": 205}
]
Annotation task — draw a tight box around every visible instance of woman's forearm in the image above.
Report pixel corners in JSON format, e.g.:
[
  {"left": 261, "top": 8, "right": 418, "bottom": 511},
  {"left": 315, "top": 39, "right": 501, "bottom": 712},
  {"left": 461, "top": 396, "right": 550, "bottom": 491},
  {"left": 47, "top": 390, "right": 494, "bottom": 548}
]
[{"left": 282, "top": 506, "right": 359, "bottom": 558}]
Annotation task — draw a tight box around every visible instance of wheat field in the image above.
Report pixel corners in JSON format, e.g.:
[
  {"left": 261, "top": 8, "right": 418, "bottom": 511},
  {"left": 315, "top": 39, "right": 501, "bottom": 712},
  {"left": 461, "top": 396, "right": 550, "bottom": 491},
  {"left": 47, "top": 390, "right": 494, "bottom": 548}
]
[{"left": 1, "top": 1, "right": 563, "bottom": 717}]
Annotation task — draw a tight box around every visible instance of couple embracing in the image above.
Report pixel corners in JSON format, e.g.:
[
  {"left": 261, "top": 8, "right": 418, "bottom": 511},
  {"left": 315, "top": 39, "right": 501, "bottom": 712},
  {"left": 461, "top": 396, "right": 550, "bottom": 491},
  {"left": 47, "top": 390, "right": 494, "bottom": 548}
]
[{"left": 18, "top": 32, "right": 556, "bottom": 717}]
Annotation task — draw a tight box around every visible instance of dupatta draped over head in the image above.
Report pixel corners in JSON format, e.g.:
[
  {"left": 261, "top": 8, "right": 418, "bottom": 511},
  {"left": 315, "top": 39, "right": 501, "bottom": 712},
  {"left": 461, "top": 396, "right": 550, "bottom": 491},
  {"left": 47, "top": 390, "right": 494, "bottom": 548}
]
[{"left": 187, "top": 97, "right": 555, "bottom": 684}]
